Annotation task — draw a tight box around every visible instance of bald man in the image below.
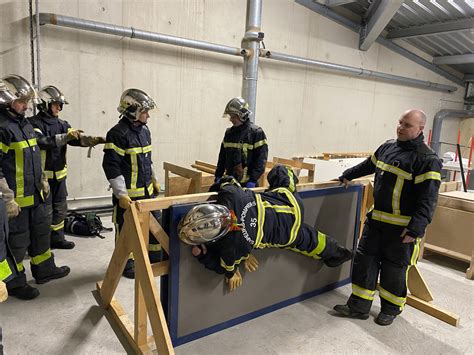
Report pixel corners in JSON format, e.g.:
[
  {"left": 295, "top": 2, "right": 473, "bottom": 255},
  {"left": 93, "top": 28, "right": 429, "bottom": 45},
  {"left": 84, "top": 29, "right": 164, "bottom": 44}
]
[{"left": 333, "top": 109, "right": 442, "bottom": 325}]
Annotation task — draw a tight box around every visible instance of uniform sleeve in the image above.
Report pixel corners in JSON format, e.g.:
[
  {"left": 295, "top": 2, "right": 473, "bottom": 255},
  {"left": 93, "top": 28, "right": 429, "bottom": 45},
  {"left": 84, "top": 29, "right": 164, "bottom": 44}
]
[
  {"left": 406, "top": 155, "right": 442, "bottom": 237},
  {"left": 215, "top": 142, "right": 226, "bottom": 179},
  {"left": 248, "top": 128, "right": 268, "bottom": 183},
  {"left": 195, "top": 244, "right": 226, "bottom": 275},
  {"left": 33, "top": 126, "right": 58, "bottom": 150},
  {"left": 218, "top": 235, "right": 251, "bottom": 278},
  {"left": 102, "top": 130, "right": 126, "bottom": 180},
  {"left": 64, "top": 121, "right": 82, "bottom": 147},
  {"left": 0, "top": 129, "right": 11, "bottom": 180},
  {"left": 341, "top": 144, "right": 383, "bottom": 181}
]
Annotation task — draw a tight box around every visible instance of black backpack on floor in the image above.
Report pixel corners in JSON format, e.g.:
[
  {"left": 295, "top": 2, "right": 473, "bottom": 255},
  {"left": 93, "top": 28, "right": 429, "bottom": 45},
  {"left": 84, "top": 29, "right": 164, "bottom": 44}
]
[{"left": 64, "top": 211, "right": 112, "bottom": 239}]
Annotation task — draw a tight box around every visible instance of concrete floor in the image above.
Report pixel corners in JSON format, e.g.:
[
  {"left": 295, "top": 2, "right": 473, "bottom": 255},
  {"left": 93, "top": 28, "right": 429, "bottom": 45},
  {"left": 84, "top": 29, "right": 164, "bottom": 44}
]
[{"left": 0, "top": 217, "right": 473, "bottom": 354}]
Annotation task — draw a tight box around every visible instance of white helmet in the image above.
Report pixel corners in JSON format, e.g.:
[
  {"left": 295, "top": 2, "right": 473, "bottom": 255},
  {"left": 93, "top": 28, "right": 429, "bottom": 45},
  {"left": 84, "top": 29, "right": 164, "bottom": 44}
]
[{"left": 178, "top": 204, "right": 232, "bottom": 245}]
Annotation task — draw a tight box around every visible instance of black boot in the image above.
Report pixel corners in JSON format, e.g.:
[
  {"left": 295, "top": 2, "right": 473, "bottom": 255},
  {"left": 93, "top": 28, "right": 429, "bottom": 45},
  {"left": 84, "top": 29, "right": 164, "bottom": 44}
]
[
  {"left": 333, "top": 304, "right": 369, "bottom": 320},
  {"left": 375, "top": 312, "right": 397, "bottom": 326},
  {"left": 123, "top": 259, "right": 135, "bottom": 279},
  {"left": 51, "top": 239, "right": 75, "bottom": 250},
  {"left": 8, "top": 284, "right": 40, "bottom": 300},
  {"left": 31, "top": 256, "right": 71, "bottom": 284},
  {"left": 324, "top": 247, "right": 354, "bottom": 267}
]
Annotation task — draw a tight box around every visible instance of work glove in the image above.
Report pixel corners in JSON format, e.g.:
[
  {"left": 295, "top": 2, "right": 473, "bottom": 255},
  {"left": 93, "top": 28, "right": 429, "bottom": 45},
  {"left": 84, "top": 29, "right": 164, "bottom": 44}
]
[
  {"left": 226, "top": 269, "right": 243, "bottom": 292},
  {"left": 41, "top": 172, "right": 50, "bottom": 199},
  {"left": 80, "top": 135, "right": 106, "bottom": 147},
  {"left": 244, "top": 254, "right": 259, "bottom": 272},
  {"left": 119, "top": 195, "right": 132, "bottom": 210},
  {"left": 245, "top": 181, "right": 256, "bottom": 189},
  {"left": 332, "top": 176, "right": 349, "bottom": 189},
  {"left": 0, "top": 281, "right": 7, "bottom": 303},
  {"left": 66, "top": 129, "right": 83, "bottom": 142},
  {"left": 152, "top": 179, "right": 161, "bottom": 196},
  {"left": 6, "top": 200, "right": 20, "bottom": 219}
]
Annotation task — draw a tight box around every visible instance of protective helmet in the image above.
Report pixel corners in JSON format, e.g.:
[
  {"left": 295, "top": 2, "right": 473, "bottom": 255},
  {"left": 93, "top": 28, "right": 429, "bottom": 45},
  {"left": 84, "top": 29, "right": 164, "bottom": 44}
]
[
  {"left": 1, "top": 74, "right": 40, "bottom": 104},
  {"left": 178, "top": 204, "right": 232, "bottom": 245},
  {"left": 117, "top": 88, "right": 156, "bottom": 120},
  {"left": 0, "top": 80, "right": 16, "bottom": 105},
  {"left": 37, "top": 85, "right": 69, "bottom": 112},
  {"left": 223, "top": 97, "right": 252, "bottom": 121}
]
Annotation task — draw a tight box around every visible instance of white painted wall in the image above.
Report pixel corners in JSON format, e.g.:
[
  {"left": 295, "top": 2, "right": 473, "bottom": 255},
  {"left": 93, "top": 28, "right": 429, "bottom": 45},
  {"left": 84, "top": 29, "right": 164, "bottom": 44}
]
[{"left": 0, "top": 0, "right": 465, "bottom": 198}]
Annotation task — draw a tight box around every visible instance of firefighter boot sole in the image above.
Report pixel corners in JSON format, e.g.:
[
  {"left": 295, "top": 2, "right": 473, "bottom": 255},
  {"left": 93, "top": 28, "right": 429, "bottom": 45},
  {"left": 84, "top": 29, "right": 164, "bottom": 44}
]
[{"left": 375, "top": 312, "right": 396, "bottom": 326}]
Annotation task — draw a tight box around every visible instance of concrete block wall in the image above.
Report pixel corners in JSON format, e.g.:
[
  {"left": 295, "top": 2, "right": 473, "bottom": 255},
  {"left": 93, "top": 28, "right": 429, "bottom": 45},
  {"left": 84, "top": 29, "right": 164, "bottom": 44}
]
[{"left": 0, "top": 0, "right": 466, "bottom": 198}]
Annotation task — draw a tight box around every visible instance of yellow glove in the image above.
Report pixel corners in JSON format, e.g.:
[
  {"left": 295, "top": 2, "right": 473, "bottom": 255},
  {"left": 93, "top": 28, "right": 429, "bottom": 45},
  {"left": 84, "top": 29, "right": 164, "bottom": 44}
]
[
  {"left": 244, "top": 254, "right": 259, "bottom": 272},
  {"left": 6, "top": 200, "right": 20, "bottom": 219},
  {"left": 0, "top": 280, "right": 7, "bottom": 303},
  {"left": 119, "top": 195, "right": 132, "bottom": 210},
  {"left": 226, "top": 269, "right": 243, "bottom": 292},
  {"left": 152, "top": 179, "right": 160, "bottom": 196},
  {"left": 66, "top": 129, "right": 83, "bottom": 141}
]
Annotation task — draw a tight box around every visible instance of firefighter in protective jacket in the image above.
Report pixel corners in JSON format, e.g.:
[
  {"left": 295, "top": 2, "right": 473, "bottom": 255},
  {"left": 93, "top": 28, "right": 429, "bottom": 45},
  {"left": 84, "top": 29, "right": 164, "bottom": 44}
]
[
  {"left": 31, "top": 85, "right": 106, "bottom": 250},
  {"left": 215, "top": 97, "right": 268, "bottom": 188},
  {"left": 179, "top": 165, "right": 353, "bottom": 291},
  {"left": 333, "top": 109, "right": 442, "bottom": 326},
  {"left": 0, "top": 75, "right": 72, "bottom": 300},
  {"left": 102, "top": 88, "right": 161, "bottom": 279}
]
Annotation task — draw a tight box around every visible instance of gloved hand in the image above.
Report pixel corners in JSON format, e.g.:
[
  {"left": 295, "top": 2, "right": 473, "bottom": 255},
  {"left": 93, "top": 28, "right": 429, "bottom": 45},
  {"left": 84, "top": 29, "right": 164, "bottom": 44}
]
[
  {"left": 66, "top": 129, "right": 83, "bottom": 141},
  {"left": 6, "top": 200, "right": 20, "bottom": 219},
  {"left": 332, "top": 176, "right": 349, "bottom": 189},
  {"left": 245, "top": 181, "right": 256, "bottom": 188},
  {"left": 0, "top": 281, "right": 7, "bottom": 303},
  {"left": 226, "top": 269, "right": 243, "bottom": 291},
  {"left": 152, "top": 179, "right": 160, "bottom": 196},
  {"left": 118, "top": 195, "right": 132, "bottom": 210},
  {"left": 80, "top": 135, "right": 106, "bottom": 147},
  {"left": 244, "top": 254, "right": 259, "bottom": 272},
  {"left": 41, "top": 172, "right": 50, "bottom": 198}
]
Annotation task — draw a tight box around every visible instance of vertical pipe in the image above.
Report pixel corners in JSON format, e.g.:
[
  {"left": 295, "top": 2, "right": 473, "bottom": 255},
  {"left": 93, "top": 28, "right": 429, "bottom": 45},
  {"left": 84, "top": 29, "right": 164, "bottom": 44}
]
[
  {"left": 456, "top": 144, "right": 467, "bottom": 192},
  {"left": 35, "top": 0, "right": 41, "bottom": 89},
  {"left": 241, "top": 0, "right": 263, "bottom": 123},
  {"left": 28, "top": 0, "right": 37, "bottom": 115},
  {"left": 453, "top": 130, "right": 461, "bottom": 181},
  {"left": 466, "top": 136, "right": 473, "bottom": 188}
]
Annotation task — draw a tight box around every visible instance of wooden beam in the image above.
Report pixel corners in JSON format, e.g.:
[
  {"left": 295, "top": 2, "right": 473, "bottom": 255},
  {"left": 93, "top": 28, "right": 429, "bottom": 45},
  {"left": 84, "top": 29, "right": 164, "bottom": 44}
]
[
  {"left": 194, "top": 160, "right": 217, "bottom": 169},
  {"left": 163, "top": 162, "right": 202, "bottom": 180},
  {"left": 406, "top": 294, "right": 460, "bottom": 327},
  {"left": 152, "top": 260, "right": 170, "bottom": 277},
  {"left": 407, "top": 265, "right": 433, "bottom": 302},
  {"left": 191, "top": 164, "right": 215, "bottom": 174},
  {"left": 424, "top": 243, "right": 471, "bottom": 263},
  {"left": 135, "top": 212, "right": 150, "bottom": 348},
  {"left": 149, "top": 214, "right": 170, "bottom": 254}
]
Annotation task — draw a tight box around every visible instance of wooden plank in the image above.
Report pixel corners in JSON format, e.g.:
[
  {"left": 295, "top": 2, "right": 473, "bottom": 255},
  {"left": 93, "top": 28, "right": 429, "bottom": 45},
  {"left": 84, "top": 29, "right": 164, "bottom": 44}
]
[
  {"left": 166, "top": 176, "right": 192, "bottom": 197},
  {"left": 152, "top": 260, "right": 170, "bottom": 277},
  {"left": 129, "top": 205, "right": 174, "bottom": 354},
  {"left": 406, "top": 294, "right": 460, "bottom": 327},
  {"left": 424, "top": 243, "right": 471, "bottom": 263},
  {"left": 135, "top": 212, "right": 150, "bottom": 348},
  {"left": 194, "top": 160, "right": 217, "bottom": 169},
  {"left": 407, "top": 265, "right": 434, "bottom": 302},
  {"left": 273, "top": 156, "right": 315, "bottom": 171},
  {"left": 191, "top": 164, "right": 215, "bottom": 174},
  {"left": 163, "top": 161, "right": 202, "bottom": 180},
  {"left": 149, "top": 214, "right": 170, "bottom": 254}
]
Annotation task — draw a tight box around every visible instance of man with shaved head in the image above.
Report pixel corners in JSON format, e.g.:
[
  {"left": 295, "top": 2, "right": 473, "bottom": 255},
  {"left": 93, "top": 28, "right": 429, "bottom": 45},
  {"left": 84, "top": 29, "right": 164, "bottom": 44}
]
[{"left": 333, "top": 109, "right": 442, "bottom": 325}]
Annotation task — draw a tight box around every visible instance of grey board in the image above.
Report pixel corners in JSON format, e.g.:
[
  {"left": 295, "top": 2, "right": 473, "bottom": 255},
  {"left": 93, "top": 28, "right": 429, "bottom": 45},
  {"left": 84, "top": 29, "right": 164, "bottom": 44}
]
[{"left": 162, "top": 184, "right": 363, "bottom": 346}]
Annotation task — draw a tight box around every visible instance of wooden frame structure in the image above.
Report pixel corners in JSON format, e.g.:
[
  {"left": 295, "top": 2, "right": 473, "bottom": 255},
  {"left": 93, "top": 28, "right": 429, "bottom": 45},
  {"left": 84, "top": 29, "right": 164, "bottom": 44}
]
[{"left": 94, "top": 181, "right": 460, "bottom": 353}]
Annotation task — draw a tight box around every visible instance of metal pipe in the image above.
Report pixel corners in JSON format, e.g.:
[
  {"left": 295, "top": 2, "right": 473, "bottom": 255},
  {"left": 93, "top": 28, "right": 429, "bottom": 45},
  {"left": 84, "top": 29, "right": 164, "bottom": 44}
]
[
  {"left": 35, "top": 0, "right": 41, "bottom": 89},
  {"left": 431, "top": 109, "right": 474, "bottom": 155},
  {"left": 241, "top": 0, "right": 263, "bottom": 123},
  {"left": 39, "top": 13, "right": 244, "bottom": 57},
  {"left": 28, "top": 0, "right": 37, "bottom": 115},
  {"left": 260, "top": 50, "right": 457, "bottom": 93}
]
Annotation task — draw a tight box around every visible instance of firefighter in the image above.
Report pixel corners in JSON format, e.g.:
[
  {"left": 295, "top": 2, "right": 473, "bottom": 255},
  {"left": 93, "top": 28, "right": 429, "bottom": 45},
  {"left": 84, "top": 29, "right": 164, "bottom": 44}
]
[
  {"left": 102, "top": 88, "right": 161, "bottom": 279},
  {"left": 30, "top": 85, "right": 106, "bottom": 250},
  {"left": 0, "top": 75, "right": 72, "bottom": 299},
  {"left": 333, "top": 109, "right": 442, "bottom": 326},
  {"left": 215, "top": 97, "right": 268, "bottom": 188},
  {"left": 178, "top": 165, "right": 353, "bottom": 291}
]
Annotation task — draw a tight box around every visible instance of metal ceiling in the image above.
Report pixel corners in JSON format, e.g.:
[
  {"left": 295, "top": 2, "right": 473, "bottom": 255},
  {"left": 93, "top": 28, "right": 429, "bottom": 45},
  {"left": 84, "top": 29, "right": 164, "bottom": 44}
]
[{"left": 300, "top": 0, "right": 474, "bottom": 84}]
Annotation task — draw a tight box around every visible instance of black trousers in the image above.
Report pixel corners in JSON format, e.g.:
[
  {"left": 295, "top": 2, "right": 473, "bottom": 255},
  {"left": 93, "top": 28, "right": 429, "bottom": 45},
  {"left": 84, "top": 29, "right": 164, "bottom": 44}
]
[
  {"left": 347, "top": 220, "right": 420, "bottom": 315},
  {"left": 0, "top": 200, "right": 19, "bottom": 285},
  {"left": 46, "top": 179, "right": 68, "bottom": 244}
]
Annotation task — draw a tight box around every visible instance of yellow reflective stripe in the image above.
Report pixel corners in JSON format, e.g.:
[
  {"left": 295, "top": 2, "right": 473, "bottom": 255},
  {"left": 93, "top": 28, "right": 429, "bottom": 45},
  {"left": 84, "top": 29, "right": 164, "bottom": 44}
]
[
  {"left": 51, "top": 220, "right": 65, "bottom": 231},
  {"left": 17, "top": 261, "right": 24, "bottom": 272},
  {"left": 313, "top": 231, "right": 327, "bottom": 256},
  {"left": 392, "top": 177, "right": 404, "bottom": 215},
  {"left": 124, "top": 145, "right": 152, "bottom": 154},
  {"left": 55, "top": 166, "right": 68, "bottom": 180},
  {"left": 127, "top": 187, "right": 145, "bottom": 198},
  {"left": 0, "top": 142, "right": 9, "bottom": 153},
  {"left": 410, "top": 238, "right": 420, "bottom": 265},
  {"left": 148, "top": 243, "right": 162, "bottom": 252},
  {"left": 379, "top": 285, "right": 406, "bottom": 308},
  {"left": 254, "top": 194, "right": 266, "bottom": 248},
  {"left": 31, "top": 249, "right": 52, "bottom": 265},
  {"left": 40, "top": 150, "right": 47, "bottom": 171},
  {"left": 352, "top": 284, "right": 375, "bottom": 300},
  {"left": 220, "top": 254, "right": 249, "bottom": 272},
  {"left": 371, "top": 154, "right": 377, "bottom": 165},
  {"left": 253, "top": 139, "right": 267, "bottom": 148},
  {"left": 67, "top": 127, "right": 74, "bottom": 133},
  {"left": 104, "top": 143, "right": 125, "bottom": 156},
  {"left": 0, "top": 259, "right": 13, "bottom": 280},
  {"left": 371, "top": 209, "right": 411, "bottom": 226},
  {"left": 147, "top": 183, "right": 154, "bottom": 196},
  {"left": 9, "top": 138, "right": 37, "bottom": 150},
  {"left": 33, "top": 128, "right": 43, "bottom": 134},
  {"left": 44, "top": 170, "right": 54, "bottom": 179},
  {"left": 414, "top": 171, "right": 441, "bottom": 184},
  {"left": 288, "top": 167, "right": 295, "bottom": 192},
  {"left": 376, "top": 160, "right": 412, "bottom": 180},
  {"left": 130, "top": 153, "right": 138, "bottom": 189},
  {"left": 222, "top": 142, "right": 262, "bottom": 151},
  {"left": 15, "top": 195, "right": 34, "bottom": 208},
  {"left": 277, "top": 188, "right": 301, "bottom": 245},
  {"left": 285, "top": 246, "right": 320, "bottom": 259},
  {"left": 14, "top": 143, "right": 25, "bottom": 198}
]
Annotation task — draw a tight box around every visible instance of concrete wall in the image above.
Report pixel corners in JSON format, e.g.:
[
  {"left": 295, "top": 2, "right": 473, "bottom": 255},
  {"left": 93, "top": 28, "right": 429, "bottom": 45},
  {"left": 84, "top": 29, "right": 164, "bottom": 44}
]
[{"left": 0, "top": 0, "right": 465, "bottom": 199}]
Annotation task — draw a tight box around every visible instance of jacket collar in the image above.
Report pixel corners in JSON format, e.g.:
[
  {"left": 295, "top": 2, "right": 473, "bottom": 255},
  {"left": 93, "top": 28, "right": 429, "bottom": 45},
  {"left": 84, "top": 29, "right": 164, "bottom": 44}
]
[
  {"left": 38, "top": 110, "right": 58, "bottom": 124},
  {"left": 396, "top": 133, "right": 424, "bottom": 150}
]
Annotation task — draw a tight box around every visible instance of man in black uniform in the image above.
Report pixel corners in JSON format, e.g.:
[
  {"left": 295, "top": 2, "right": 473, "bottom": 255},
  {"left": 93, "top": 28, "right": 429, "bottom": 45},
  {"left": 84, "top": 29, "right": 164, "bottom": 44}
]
[
  {"left": 215, "top": 97, "right": 268, "bottom": 188},
  {"left": 333, "top": 109, "right": 442, "bottom": 325},
  {"left": 0, "top": 75, "right": 71, "bottom": 300},
  {"left": 31, "top": 85, "right": 106, "bottom": 249},
  {"left": 102, "top": 88, "right": 161, "bottom": 279},
  {"left": 179, "top": 165, "right": 353, "bottom": 291}
]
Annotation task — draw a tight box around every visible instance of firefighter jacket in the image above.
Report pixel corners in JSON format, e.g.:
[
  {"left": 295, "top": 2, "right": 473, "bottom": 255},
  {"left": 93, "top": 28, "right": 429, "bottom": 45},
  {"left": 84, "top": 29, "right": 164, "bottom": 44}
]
[
  {"left": 196, "top": 177, "right": 303, "bottom": 278},
  {"left": 0, "top": 198, "right": 14, "bottom": 283},
  {"left": 215, "top": 121, "right": 268, "bottom": 184},
  {"left": 0, "top": 107, "right": 56, "bottom": 208},
  {"left": 341, "top": 134, "right": 442, "bottom": 238},
  {"left": 102, "top": 117, "right": 154, "bottom": 200},
  {"left": 30, "top": 111, "right": 83, "bottom": 181}
]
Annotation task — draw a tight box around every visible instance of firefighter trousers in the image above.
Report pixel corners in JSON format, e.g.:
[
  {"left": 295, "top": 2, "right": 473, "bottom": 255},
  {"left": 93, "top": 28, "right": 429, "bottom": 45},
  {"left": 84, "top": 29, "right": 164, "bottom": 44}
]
[
  {"left": 0, "top": 199, "right": 22, "bottom": 287},
  {"left": 46, "top": 179, "right": 68, "bottom": 244},
  {"left": 347, "top": 220, "right": 420, "bottom": 315}
]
